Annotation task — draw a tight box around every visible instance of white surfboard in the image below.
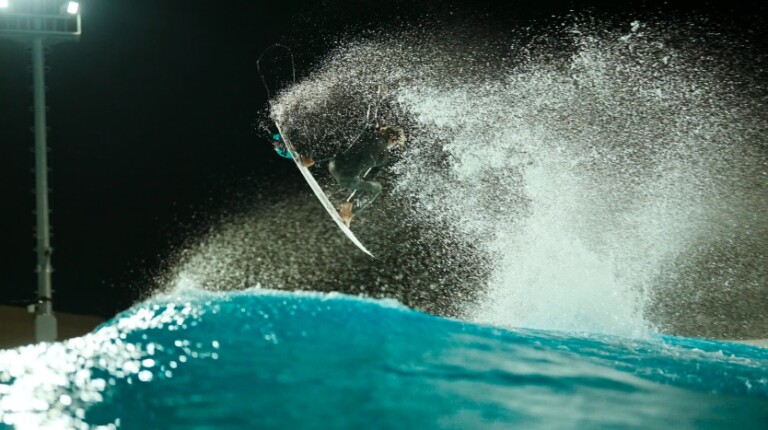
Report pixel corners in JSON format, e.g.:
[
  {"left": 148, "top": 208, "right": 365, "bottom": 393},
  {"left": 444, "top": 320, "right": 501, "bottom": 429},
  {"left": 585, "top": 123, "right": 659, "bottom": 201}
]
[{"left": 275, "top": 122, "right": 374, "bottom": 258}]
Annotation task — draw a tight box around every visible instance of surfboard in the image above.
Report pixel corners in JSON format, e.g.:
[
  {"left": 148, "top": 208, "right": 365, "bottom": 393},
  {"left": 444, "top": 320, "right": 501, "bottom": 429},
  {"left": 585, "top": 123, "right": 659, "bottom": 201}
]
[{"left": 274, "top": 122, "right": 374, "bottom": 258}]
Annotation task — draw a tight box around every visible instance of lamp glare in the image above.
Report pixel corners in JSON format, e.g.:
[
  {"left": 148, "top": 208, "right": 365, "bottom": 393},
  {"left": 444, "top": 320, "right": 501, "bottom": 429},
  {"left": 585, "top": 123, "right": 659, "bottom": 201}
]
[
  {"left": 66, "top": 1, "right": 79, "bottom": 15},
  {"left": 0, "top": 0, "right": 9, "bottom": 9}
]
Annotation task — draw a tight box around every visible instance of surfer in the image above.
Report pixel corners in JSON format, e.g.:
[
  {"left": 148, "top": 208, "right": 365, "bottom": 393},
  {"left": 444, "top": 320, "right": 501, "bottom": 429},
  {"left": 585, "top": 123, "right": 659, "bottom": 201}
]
[
  {"left": 329, "top": 125, "right": 405, "bottom": 226},
  {"left": 272, "top": 124, "right": 405, "bottom": 226}
]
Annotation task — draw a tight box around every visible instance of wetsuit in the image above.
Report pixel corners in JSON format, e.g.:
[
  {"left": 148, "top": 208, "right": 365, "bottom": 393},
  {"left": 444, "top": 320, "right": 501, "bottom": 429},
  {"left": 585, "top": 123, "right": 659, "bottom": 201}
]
[{"left": 328, "top": 126, "right": 391, "bottom": 215}]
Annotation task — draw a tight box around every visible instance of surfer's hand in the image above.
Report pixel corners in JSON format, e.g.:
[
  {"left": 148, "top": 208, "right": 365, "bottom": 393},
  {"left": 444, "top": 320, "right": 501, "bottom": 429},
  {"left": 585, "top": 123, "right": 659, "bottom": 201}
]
[
  {"left": 396, "top": 128, "right": 406, "bottom": 146},
  {"left": 300, "top": 156, "right": 315, "bottom": 168}
]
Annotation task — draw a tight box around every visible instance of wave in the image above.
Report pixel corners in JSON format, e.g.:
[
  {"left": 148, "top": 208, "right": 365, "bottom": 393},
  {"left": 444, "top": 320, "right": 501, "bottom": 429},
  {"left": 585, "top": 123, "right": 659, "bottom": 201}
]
[{"left": 2, "top": 287, "right": 767, "bottom": 429}]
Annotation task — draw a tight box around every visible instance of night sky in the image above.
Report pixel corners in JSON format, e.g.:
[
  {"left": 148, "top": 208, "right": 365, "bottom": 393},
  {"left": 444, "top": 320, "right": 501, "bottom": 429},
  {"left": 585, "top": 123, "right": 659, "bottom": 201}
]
[{"left": 1, "top": 0, "right": 764, "bottom": 318}]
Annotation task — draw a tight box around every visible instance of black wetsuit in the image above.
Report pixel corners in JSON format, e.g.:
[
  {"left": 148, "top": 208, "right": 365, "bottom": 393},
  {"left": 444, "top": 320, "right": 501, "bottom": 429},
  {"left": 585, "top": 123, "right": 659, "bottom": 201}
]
[{"left": 328, "top": 126, "right": 390, "bottom": 215}]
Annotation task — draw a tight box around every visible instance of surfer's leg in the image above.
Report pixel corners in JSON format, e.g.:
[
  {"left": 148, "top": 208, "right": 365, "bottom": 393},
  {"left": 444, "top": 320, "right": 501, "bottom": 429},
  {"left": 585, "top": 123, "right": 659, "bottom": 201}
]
[
  {"left": 347, "top": 179, "right": 382, "bottom": 215},
  {"left": 334, "top": 176, "right": 381, "bottom": 226},
  {"left": 330, "top": 156, "right": 381, "bottom": 224}
]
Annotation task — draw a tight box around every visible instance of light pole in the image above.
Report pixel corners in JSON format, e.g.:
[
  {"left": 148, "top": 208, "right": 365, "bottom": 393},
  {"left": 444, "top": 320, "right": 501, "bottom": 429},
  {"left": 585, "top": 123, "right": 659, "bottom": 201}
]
[{"left": 0, "top": 0, "right": 81, "bottom": 342}]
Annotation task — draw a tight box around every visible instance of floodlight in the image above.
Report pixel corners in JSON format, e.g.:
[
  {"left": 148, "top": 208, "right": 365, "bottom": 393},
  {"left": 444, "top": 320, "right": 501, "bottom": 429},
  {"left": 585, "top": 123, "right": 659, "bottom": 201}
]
[
  {"left": 66, "top": 1, "right": 79, "bottom": 15},
  {"left": 0, "top": 0, "right": 83, "bottom": 343}
]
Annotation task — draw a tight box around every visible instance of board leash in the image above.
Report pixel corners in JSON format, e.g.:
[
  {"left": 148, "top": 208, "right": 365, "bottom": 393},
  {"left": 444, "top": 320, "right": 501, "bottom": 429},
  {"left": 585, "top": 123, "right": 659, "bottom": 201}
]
[{"left": 257, "top": 43, "right": 296, "bottom": 102}]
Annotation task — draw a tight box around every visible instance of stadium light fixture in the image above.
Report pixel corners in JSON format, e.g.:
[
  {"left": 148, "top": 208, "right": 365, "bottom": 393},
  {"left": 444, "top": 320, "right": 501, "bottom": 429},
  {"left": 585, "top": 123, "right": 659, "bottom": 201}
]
[
  {"left": 66, "top": 1, "right": 79, "bottom": 15},
  {"left": 0, "top": 0, "right": 82, "bottom": 344}
]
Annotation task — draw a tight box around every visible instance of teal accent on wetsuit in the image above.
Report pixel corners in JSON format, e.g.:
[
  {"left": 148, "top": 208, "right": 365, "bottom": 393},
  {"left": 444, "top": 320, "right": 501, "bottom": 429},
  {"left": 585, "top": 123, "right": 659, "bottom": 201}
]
[
  {"left": 272, "top": 133, "right": 293, "bottom": 159},
  {"left": 275, "top": 147, "right": 292, "bottom": 159}
]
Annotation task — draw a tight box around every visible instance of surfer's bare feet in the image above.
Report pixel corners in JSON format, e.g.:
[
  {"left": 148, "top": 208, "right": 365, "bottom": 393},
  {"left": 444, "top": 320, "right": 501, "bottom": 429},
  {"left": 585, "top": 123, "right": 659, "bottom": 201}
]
[
  {"left": 300, "top": 156, "right": 315, "bottom": 168},
  {"left": 339, "top": 202, "right": 353, "bottom": 227}
]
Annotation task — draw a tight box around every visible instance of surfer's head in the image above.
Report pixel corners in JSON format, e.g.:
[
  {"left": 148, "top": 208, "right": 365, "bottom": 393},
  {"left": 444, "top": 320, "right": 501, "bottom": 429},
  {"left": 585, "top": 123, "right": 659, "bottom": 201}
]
[{"left": 379, "top": 126, "right": 406, "bottom": 148}]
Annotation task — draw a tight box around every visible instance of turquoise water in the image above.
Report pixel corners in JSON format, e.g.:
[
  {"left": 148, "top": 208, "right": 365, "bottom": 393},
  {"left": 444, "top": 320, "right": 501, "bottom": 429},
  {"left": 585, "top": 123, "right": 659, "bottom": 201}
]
[{"left": 1, "top": 288, "right": 767, "bottom": 429}]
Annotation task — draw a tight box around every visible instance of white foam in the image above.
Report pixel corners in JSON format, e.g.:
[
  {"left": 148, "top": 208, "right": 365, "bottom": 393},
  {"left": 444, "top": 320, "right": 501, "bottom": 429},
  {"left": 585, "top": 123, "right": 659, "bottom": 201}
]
[{"left": 385, "top": 22, "right": 766, "bottom": 335}]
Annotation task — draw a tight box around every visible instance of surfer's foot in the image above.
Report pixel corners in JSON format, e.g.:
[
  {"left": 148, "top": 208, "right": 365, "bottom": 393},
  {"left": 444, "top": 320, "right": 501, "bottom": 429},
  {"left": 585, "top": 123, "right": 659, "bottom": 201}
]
[
  {"left": 339, "top": 202, "right": 354, "bottom": 227},
  {"left": 299, "top": 156, "right": 315, "bottom": 168}
]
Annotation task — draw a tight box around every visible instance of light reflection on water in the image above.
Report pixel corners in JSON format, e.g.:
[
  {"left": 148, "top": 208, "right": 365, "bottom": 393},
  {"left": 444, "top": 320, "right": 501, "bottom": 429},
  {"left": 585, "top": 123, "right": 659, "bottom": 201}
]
[{"left": 0, "top": 297, "right": 214, "bottom": 430}]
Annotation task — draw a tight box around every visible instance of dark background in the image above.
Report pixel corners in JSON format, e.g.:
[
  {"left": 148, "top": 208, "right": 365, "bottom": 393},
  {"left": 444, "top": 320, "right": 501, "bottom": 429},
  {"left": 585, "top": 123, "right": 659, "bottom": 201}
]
[{"left": 1, "top": 0, "right": 765, "bottom": 318}]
